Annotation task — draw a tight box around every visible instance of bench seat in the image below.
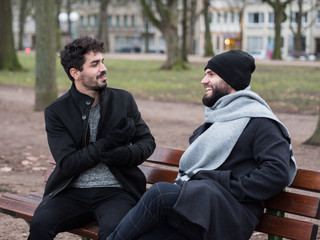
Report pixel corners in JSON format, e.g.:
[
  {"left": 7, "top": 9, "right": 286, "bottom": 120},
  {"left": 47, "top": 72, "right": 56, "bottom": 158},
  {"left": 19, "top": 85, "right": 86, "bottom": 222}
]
[{"left": 1, "top": 146, "right": 320, "bottom": 240}]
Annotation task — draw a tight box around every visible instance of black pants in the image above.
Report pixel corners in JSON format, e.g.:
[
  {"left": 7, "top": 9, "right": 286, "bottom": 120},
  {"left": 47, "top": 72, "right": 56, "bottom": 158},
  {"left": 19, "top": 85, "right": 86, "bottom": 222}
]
[
  {"left": 107, "top": 182, "right": 204, "bottom": 240},
  {"left": 28, "top": 187, "right": 136, "bottom": 240}
]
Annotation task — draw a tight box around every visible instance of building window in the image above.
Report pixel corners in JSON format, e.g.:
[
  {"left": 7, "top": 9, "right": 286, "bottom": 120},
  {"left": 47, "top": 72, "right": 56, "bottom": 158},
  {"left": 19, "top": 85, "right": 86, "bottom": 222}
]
[
  {"left": 238, "top": 11, "right": 242, "bottom": 24},
  {"left": 87, "top": 15, "right": 91, "bottom": 27},
  {"left": 231, "top": 11, "right": 234, "bottom": 23},
  {"left": 217, "top": 12, "right": 221, "bottom": 23},
  {"left": 291, "top": 12, "right": 307, "bottom": 24},
  {"left": 268, "top": 12, "right": 274, "bottom": 24},
  {"left": 124, "top": 15, "right": 128, "bottom": 28},
  {"left": 131, "top": 15, "right": 135, "bottom": 27},
  {"left": 209, "top": 12, "right": 213, "bottom": 23},
  {"left": 116, "top": 15, "right": 120, "bottom": 28},
  {"left": 248, "top": 12, "right": 264, "bottom": 25},
  {"left": 317, "top": 10, "right": 320, "bottom": 24},
  {"left": 80, "top": 15, "right": 85, "bottom": 28},
  {"left": 247, "top": 36, "right": 263, "bottom": 51},
  {"left": 223, "top": 12, "right": 227, "bottom": 23},
  {"left": 94, "top": 15, "right": 98, "bottom": 28},
  {"left": 108, "top": 16, "right": 112, "bottom": 27}
]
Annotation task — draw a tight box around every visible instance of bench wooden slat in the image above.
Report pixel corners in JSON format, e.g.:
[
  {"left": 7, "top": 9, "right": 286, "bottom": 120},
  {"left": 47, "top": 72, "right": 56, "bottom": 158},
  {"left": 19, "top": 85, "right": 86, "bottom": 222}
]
[
  {"left": 291, "top": 169, "right": 320, "bottom": 193},
  {"left": 138, "top": 165, "right": 178, "bottom": 184},
  {"left": 255, "top": 213, "right": 318, "bottom": 240},
  {"left": 2, "top": 193, "right": 42, "bottom": 206},
  {"left": 265, "top": 191, "right": 320, "bottom": 218},
  {"left": 0, "top": 197, "right": 35, "bottom": 222},
  {"left": 69, "top": 222, "right": 99, "bottom": 240},
  {"left": 147, "top": 146, "right": 182, "bottom": 166}
]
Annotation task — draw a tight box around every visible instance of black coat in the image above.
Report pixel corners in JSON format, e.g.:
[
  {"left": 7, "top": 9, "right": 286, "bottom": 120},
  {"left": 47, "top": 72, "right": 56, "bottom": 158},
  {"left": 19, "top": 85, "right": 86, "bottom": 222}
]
[
  {"left": 41, "top": 84, "right": 156, "bottom": 205},
  {"left": 174, "top": 118, "right": 292, "bottom": 240}
]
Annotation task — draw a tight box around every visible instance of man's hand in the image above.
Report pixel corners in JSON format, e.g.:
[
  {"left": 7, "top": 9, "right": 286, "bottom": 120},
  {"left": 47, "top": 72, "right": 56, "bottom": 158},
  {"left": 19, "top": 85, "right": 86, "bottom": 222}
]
[
  {"left": 106, "top": 117, "right": 136, "bottom": 147},
  {"left": 93, "top": 117, "right": 135, "bottom": 157},
  {"left": 98, "top": 146, "right": 132, "bottom": 166}
]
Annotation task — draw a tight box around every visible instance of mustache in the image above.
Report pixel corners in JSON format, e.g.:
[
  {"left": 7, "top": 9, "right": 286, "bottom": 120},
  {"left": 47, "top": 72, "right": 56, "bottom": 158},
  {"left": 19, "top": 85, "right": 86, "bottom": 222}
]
[{"left": 97, "top": 71, "right": 107, "bottom": 79}]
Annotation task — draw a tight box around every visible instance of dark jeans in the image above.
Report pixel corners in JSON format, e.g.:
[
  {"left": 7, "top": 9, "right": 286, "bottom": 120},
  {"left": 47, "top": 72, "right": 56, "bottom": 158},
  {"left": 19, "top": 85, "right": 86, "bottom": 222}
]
[
  {"left": 28, "top": 187, "right": 136, "bottom": 240},
  {"left": 107, "top": 182, "right": 204, "bottom": 240}
]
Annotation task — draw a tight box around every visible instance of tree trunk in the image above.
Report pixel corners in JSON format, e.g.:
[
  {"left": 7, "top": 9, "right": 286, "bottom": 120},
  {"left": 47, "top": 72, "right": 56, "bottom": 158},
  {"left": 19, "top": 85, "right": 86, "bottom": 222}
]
[
  {"left": 162, "top": 25, "right": 181, "bottom": 70},
  {"left": 98, "top": 0, "right": 110, "bottom": 52},
  {"left": 304, "top": 107, "right": 320, "bottom": 146},
  {"left": 18, "top": 0, "right": 29, "bottom": 50},
  {"left": 34, "top": 0, "right": 57, "bottom": 111},
  {"left": 56, "top": 0, "right": 63, "bottom": 51},
  {"left": 143, "top": 15, "right": 150, "bottom": 53},
  {"left": 203, "top": 0, "right": 214, "bottom": 57},
  {"left": 181, "top": 0, "right": 188, "bottom": 62},
  {"left": 0, "top": 0, "right": 23, "bottom": 71},
  {"left": 263, "top": 0, "right": 293, "bottom": 60},
  {"left": 273, "top": 5, "right": 283, "bottom": 59},
  {"left": 186, "top": 0, "right": 197, "bottom": 54},
  {"left": 141, "top": 0, "right": 186, "bottom": 70}
]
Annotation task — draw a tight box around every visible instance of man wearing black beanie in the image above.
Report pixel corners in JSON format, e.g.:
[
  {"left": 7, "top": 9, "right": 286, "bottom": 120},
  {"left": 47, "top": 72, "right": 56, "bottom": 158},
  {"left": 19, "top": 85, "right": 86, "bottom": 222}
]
[
  {"left": 202, "top": 49, "right": 256, "bottom": 107},
  {"left": 107, "top": 50, "right": 296, "bottom": 240}
]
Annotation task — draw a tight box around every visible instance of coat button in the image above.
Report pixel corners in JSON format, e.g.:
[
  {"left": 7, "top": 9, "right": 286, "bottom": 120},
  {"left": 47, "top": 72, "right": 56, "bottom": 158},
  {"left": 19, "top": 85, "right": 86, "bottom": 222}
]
[
  {"left": 82, "top": 115, "right": 87, "bottom": 120},
  {"left": 85, "top": 100, "right": 91, "bottom": 105}
]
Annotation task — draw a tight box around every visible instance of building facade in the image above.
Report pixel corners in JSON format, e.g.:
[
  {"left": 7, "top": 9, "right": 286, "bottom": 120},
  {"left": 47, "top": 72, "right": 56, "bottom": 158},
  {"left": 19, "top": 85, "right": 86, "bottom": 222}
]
[
  {"left": 199, "top": 0, "right": 320, "bottom": 59},
  {"left": 13, "top": 0, "right": 320, "bottom": 59}
]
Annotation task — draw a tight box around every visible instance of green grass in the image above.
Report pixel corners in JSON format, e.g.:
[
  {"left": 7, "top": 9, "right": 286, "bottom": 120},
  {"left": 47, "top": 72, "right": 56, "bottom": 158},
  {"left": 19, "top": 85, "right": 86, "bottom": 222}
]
[{"left": 1, "top": 53, "right": 319, "bottom": 114}]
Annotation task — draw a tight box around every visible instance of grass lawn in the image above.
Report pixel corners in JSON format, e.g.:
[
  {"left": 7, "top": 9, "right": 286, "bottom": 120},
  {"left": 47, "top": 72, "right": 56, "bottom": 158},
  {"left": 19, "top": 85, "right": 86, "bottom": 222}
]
[{"left": 0, "top": 53, "right": 319, "bottom": 114}]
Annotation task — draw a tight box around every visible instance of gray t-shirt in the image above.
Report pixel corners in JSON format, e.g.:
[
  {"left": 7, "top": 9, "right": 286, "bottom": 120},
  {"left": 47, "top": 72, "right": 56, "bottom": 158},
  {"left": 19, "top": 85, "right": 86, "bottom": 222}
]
[{"left": 71, "top": 102, "right": 122, "bottom": 188}]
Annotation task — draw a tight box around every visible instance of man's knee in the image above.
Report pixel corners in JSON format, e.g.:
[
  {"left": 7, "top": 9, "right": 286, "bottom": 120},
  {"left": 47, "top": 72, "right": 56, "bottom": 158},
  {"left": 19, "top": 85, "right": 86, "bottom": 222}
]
[{"left": 144, "top": 182, "right": 180, "bottom": 207}]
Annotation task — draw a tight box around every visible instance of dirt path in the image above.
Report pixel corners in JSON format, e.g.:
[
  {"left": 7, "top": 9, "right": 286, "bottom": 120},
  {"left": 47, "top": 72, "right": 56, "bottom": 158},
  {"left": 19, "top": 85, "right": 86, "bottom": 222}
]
[{"left": 0, "top": 84, "right": 319, "bottom": 239}]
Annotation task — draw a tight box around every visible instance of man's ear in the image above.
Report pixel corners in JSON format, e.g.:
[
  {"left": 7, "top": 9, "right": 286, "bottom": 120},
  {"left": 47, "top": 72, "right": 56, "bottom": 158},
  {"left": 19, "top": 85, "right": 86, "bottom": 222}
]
[{"left": 70, "top": 68, "right": 80, "bottom": 81}]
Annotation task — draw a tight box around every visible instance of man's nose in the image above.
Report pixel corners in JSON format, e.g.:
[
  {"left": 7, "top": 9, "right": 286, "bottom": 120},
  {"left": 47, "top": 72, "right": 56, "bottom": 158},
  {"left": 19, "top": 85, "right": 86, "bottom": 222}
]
[
  {"left": 100, "top": 63, "right": 107, "bottom": 72},
  {"left": 201, "top": 76, "right": 209, "bottom": 85}
]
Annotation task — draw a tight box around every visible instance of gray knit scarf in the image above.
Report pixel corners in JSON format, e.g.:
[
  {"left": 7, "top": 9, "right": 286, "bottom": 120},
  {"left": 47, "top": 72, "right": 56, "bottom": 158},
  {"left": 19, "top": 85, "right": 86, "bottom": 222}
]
[{"left": 176, "top": 88, "right": 296, "bottom": 185}]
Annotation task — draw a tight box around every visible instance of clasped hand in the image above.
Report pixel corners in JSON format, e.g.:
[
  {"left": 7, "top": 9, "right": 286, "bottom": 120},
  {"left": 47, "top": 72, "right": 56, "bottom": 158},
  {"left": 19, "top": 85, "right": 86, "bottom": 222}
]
[
  {"left": 95, "top": 117, "right": 135, "bottom": 165},
  {"left": 105, "top": 117, "right": 136, "bottom": 148}
]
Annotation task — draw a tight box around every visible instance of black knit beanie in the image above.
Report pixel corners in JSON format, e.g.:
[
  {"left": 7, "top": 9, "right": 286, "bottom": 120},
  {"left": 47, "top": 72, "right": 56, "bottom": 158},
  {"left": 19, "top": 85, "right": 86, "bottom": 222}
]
[{"left": 204, "top": 49, "right": 256, "bottom": 91}]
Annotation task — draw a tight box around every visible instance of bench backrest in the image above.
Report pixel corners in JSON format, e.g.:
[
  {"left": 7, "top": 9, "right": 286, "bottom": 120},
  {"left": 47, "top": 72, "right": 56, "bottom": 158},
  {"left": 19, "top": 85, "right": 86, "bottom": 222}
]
[{"left": 47, "top": 146, "right": 320, "bottom": 240}]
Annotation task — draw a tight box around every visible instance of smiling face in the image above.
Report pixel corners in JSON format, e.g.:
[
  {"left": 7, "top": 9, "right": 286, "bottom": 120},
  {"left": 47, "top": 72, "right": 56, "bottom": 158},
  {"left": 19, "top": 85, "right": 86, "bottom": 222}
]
[
  {"left": 201, "top": 68, "right": 235, "bottom": 107},
  {"left": 71, "top": 51, "right": 107, "bottom": 98}
]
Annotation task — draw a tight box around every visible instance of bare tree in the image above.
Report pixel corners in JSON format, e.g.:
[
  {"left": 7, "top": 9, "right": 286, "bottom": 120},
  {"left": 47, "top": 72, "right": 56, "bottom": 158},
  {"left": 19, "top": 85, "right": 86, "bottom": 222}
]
[
  {"left": 56, "top": 0, "right": 63, "bottom": 51},
  {"left": 141, "top": 0, "right": 187, "bottom": 70},
  {"left": 18, "top": 0, "right": 30, "bottom": 50},
  {"left": 203, "top": 0, "right": 214, "bottom": 56},
  {"left": 289, "top": 0, "right": 320, "bottom": 55},
  {"left": 186, "top": 0, "right": 197, "bottom": 54},
  {"left": 263, "top": 0, "right": 293, "bottom": 59},
  {"left": 34, "top": 0, "right": 57, "bottom": 111},
  {"left": 0, "top": 0, "right": 22, "bottom": 71},
  {"left": 98, "top": 0, "right": 111, "bottom": 52},
  {"left": 181, "top": 0, "right": 188, "bottom": 61}
]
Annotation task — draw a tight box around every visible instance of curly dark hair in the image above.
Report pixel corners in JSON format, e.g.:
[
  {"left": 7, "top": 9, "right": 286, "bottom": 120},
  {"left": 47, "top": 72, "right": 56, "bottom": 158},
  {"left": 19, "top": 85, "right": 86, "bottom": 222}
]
[{"left": 60, "top": 36, "right": 105, "bottom": 81}]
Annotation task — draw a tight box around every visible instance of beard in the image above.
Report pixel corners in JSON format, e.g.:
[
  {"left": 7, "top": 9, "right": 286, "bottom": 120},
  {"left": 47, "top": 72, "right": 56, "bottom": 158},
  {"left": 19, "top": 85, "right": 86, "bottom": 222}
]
[
  {"left": 202, "top": 84, "right": 232, "bottom": 107},
  {"left": 81, "top": 71, "right": 107, "bottom": 92}
]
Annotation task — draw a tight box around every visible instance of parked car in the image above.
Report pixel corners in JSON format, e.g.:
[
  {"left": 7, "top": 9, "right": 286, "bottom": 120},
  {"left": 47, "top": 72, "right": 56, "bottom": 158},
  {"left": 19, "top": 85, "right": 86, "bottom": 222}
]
[
  {"left": 148, "top": 49, "right": 165, "bottom": 54},
  {"left": 248, "top": 49, "right": 266, "bottom": 59},
  {"left": 116, "top": 47, "right": 141, "bottom": 53}
]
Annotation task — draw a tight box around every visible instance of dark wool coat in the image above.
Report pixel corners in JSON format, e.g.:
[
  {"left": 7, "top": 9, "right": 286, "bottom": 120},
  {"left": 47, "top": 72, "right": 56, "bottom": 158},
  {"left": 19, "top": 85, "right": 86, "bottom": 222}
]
[
  {"left": 41, "top": 84, "right": 155, "bottom": 206},
  {"left": 174, "top": 118, "right": 292, "bottom": 240}
]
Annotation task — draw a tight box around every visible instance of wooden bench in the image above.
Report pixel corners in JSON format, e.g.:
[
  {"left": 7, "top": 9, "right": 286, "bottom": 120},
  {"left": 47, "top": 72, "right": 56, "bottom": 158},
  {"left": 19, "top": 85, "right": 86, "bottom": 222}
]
[{"left": 1, "top": 146, "right": 320, "bottom": 240}]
